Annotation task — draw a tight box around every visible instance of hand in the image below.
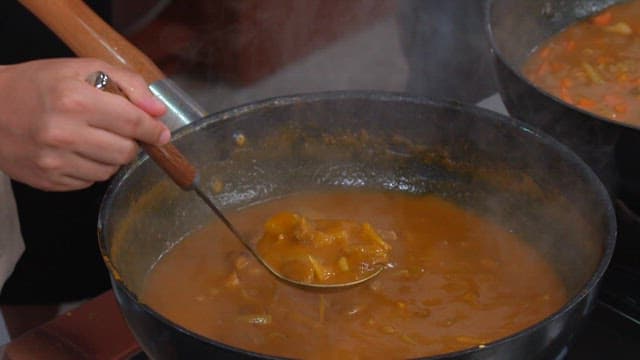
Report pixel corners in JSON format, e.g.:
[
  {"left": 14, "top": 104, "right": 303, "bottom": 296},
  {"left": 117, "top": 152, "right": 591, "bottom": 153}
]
[{"left": 0, "top": 58, "right": 170, "bottom": 191}]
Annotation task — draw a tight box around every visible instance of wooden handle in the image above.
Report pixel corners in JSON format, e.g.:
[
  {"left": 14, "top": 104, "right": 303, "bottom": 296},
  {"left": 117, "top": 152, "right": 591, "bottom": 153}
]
[
  {"left": 140, "top": 143, "right": 198, "bottom": 190},
  {"left": 87, "top": 71, "right": 197, "bottom": 189},
  {"left": 18, "top": 0, "right": 164, "bottom": 84}
]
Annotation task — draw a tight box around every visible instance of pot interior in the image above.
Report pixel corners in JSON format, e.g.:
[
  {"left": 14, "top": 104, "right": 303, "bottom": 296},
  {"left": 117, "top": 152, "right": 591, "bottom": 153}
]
[{"left": 99, "top": 93, "right": 614, "bottom": 315}]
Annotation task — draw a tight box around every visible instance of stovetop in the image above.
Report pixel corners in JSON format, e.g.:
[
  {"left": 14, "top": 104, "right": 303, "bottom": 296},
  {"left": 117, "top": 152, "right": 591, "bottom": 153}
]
[
  {"left": 573, "top": 208, "right": 640, "bottom": 359},
  {"left": 566, "top": 251, "right": 640, "bottom": 359},
  {"left": 566, "top": 300, "right": 639, "bottom": 359}
]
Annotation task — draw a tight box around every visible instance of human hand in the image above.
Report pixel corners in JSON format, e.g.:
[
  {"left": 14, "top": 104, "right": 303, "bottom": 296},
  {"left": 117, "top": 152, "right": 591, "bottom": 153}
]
[{"left": 0, "top": 58, "right": 170, "bottom": 191}]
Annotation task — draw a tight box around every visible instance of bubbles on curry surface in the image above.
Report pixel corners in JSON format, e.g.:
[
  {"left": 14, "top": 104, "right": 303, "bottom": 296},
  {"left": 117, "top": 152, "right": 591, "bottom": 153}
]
[{"left": 232, "top": 131, "right": 246, "bottom": 147}]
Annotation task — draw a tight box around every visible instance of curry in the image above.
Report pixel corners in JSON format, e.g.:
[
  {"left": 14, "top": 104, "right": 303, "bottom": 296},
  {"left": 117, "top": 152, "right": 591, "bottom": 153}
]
[
  {"left": 140, "top": 190, "right": 567, "bottom": 359},
  {"left": 523, "top": 0, "right": 640, "bottom": 126},
  {"left": 256, "top": 212, "right": 392, "bottom": 285}
]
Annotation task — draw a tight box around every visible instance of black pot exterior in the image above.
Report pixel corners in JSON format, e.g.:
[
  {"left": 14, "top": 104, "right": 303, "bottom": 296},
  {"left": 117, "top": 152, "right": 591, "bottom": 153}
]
[
  {"left": 486, "top": 0, "right": 640, "bottom": 274},
  {"left": 99, "top": 92, "right": 616, "bottom": 360},
  {"left": 111, "top": 276, "right": 602, "bottom": 360},
  {"left": 111, "top": 280, "right": 271, "bottom": 360},
  {"left": 492, "top": 58, "right": 622, "bottom": 193}
]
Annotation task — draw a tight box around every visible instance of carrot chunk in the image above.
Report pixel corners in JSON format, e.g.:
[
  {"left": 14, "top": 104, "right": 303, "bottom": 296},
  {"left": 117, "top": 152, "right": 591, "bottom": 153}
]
[
  {"left": 577, "top": 98, "right": 597, "bottom": 109},
  {"left": 591, "top": 11, "right": 613, "bottom": 26},
  {"left": 614, "top": 103, "right": 628, "bottom": 114}
]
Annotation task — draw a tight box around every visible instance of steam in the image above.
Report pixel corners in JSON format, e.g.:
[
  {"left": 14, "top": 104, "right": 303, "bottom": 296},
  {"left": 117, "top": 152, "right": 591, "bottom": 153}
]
[
  {"left": 176, "top": 16, "right": 408, "bottom": 113},
  {"left": 397, "top": 0, "right": 498, "bottom": 103},
  {"left": 170, "top": 1, "right": 406, "bottom": 112},
  {"left": 123, "top": 1, "right": 500, "bottom": 110}
]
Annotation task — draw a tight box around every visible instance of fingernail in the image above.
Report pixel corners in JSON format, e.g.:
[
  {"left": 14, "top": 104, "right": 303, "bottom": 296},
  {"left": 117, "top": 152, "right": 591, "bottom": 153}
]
[{"left": 158, "top": 129, "right": 171, "bottom": 144}]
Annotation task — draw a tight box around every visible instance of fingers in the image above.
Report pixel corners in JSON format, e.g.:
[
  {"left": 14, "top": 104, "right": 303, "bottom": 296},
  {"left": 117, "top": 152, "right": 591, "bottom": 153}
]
[
  {"left": 0, "top": 58, "right": 173, "bottom": 192},
  {"left": 27, "top": 150, "right": 120, "bottom": 191},
  {"left": 75, "top": 128, "right": 140, "bottom": 166},
  {"left": 103, "top": 65, "right": 167, "bottom": 117},
  {"left": 41, "top": 121, "right": 140, "bottom": 166},
  {"left": 59, "top": 154, "right": 120, "bottom": 183},
  {"left": 91, "top": 63, "right": 171, "bottom": 145},
  {"left": 83, "top": 89, "right": 172, "bottom": 146},
  {"left": 43, "top": 61, "right": 172, "bottom": 147},
  {"left": 38, "top": 177, "right": 94, "bottom": 192}
]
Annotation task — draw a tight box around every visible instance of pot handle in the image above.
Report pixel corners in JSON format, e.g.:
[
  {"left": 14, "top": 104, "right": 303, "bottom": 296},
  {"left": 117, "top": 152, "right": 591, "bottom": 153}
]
[
  {"left": 18, "top": 0, "right": 207, "bottom": 131},
  {"left": 87, "top": 71, "right": 197, "bottom": 190}
]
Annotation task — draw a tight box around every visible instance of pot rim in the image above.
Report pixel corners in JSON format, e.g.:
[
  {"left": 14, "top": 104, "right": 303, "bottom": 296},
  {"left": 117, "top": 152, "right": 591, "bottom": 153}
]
[
  {"left": 484, "top": 0, "right": 640, "bottom": 132},
  {"left": 97, "top": 90, "right": 617, "bottom": 359}
]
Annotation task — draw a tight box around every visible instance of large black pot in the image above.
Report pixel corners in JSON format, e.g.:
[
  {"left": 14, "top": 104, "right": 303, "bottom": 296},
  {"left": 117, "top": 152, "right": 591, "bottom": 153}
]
[
  {"left": 99, "top": 92, "right": 615, "bottom": 359},
  {"left": 486, "top": 0, "right": 640, "bottom": 204}
]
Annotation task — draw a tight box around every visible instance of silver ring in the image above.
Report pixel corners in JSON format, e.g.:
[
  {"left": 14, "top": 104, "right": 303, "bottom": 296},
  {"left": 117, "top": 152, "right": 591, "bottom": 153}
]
[
  {"left": 85, "top": 71, "right": 126, "bottom": 98},
  {"left": 86, "top": 71, "right": 110, "bottom": 90}
]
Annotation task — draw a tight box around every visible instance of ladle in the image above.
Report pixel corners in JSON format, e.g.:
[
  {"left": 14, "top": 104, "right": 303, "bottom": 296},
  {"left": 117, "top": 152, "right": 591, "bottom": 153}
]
[{"left": 88, "top": 71, "right": 384, "bottom": 289}]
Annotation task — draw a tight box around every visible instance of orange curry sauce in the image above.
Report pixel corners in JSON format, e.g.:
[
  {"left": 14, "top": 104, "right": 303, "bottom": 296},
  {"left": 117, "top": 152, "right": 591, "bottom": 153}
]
[
  {"left": 140, "top": 191, "right": 567, "bottom": 359},
  {"left": 523, "top": 0, "right": 640, "bottom": 126}
]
